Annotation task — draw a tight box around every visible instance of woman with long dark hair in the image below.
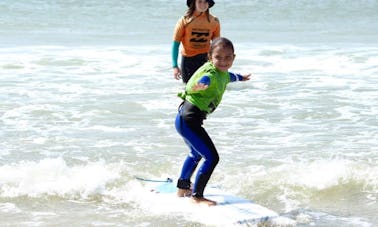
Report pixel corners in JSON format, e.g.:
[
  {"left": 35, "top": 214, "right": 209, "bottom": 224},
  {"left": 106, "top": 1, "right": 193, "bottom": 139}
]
[{"left": 172, "top": 0, "right": 220, "bottom": 83}]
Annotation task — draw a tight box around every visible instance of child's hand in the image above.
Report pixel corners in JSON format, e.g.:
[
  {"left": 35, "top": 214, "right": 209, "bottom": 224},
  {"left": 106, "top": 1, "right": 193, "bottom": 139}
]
[
  {"left": 192, "top": 83, "right": 208, "bottom": 91},
  {"left": 242, "top": 74, "right": 251, "bottom": 81}
]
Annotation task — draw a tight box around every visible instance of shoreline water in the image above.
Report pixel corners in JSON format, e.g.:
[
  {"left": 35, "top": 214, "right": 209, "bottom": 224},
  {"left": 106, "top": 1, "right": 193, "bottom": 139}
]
[{"left": 1, "top": 0, "right": 377, "bottom": 226}]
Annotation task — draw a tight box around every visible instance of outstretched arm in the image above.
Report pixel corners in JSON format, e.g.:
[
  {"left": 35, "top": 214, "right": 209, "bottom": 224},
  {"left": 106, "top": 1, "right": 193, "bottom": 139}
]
[
  {"left": 192, "top": 75, "right": 210, "bottom": 91},
  {"left": 230, "top": 72, "right": 251, "bottom": 81}
]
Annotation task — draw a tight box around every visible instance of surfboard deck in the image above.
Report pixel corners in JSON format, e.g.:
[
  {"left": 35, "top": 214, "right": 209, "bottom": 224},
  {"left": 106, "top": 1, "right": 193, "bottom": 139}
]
[{"left": 137, "top": 177, "right": 296, "bottom": 226}]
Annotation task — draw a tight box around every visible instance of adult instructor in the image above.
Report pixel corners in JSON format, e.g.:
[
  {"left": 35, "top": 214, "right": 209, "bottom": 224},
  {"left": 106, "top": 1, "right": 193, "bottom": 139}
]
[{"left": 172, "top": 0, "right": 220, "bottom": 83}]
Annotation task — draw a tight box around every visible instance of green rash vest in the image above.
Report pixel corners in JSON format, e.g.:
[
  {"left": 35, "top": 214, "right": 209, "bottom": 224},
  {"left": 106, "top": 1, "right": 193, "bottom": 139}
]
[{"left": 178, "top": 62, "right": 230, "bottom": 114}]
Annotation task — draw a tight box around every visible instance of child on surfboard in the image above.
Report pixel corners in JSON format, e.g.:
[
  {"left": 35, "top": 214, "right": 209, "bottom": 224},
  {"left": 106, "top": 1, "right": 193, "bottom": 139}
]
[
  {"left": 172, "top": 0, "right": 220, "bottom": 83},
  {"left": 175, "top": 37, "right": 251, "bottom": 206}
]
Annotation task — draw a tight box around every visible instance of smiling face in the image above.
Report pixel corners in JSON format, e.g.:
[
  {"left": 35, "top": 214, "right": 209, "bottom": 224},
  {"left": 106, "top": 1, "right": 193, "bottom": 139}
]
[
  {"left": 195, "top": 0, "right": 209, "bottom": 13},
  {"left": 209, "top": 45, "right": 235, "bottom": 72}
]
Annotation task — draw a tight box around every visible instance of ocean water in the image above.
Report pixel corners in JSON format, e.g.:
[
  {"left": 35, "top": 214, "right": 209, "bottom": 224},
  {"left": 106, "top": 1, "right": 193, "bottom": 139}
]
[{"left": 1, "top": 0, "right": 377, "bottom": 226}]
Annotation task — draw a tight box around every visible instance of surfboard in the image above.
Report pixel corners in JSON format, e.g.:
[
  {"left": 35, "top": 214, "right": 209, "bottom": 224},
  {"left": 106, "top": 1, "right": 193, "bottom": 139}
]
[{"left": 136, "top": 177, "right": 296, "bottom": 226}]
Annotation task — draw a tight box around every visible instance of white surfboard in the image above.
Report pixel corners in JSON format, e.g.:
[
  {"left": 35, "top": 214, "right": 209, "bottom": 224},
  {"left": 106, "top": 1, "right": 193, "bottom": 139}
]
[{"left": 136, "top": 177, "right": 296, "bottom": 226}]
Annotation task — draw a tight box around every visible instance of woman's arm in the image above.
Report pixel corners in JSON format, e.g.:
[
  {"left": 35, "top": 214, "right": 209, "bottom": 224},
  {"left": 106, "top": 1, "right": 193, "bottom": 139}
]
[
  {"left": 172, "top": 41, "right": 181, "bottom": 80},
  {"left": 172, "top": 41, "right": 180, "bottom": 68}
]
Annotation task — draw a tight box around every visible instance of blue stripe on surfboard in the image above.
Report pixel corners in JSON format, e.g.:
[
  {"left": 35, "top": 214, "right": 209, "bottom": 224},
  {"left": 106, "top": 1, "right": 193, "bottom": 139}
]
[{"left": 135, "top": 176, "right": 173, "bottom": 183}]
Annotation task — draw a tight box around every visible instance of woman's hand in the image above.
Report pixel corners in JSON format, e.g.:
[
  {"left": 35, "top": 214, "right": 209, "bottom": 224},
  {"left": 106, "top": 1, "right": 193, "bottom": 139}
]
[{"left": 173, "top": 67, "right": 181, "bottom": 80}]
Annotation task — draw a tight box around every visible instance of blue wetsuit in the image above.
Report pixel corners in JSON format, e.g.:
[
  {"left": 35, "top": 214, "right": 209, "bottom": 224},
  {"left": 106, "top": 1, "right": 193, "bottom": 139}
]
[{"left": 175, "top": 71, "right": 243, "bottom": 198}]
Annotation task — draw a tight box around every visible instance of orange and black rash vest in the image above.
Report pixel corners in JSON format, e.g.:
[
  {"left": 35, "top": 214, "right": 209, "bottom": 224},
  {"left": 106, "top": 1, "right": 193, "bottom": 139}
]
[{"left": 173, "top": 12, "right": 220, "bottom": 57}]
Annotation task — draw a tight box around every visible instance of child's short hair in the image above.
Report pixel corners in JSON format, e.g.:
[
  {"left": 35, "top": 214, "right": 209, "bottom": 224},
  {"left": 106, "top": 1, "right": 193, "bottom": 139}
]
[{"left": 209, "top": 37, "right": 234, "bottom": 56}]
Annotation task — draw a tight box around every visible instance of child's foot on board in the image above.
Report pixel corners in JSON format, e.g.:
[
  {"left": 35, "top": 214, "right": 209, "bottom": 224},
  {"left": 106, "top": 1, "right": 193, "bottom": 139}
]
[
  {"left": 177, "top": 188, "right": 192, "bottom": 197},
  {"left": 191, "top": 197, "right": 217, "bottom": 206}
]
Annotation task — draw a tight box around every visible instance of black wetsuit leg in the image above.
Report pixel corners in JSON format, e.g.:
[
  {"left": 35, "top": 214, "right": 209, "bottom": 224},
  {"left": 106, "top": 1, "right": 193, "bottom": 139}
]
[{"left": 181, "top": 53, "right": 208, "bottom": 83}]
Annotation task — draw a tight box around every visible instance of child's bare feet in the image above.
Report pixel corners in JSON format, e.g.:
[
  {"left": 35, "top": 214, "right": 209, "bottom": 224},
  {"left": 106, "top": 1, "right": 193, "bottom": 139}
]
[
  {"left": 177, "top": 188, "right": 192, "bottom": 197},
  {"left": 191, "top": 197, "right": 217, "bottom": 206}
]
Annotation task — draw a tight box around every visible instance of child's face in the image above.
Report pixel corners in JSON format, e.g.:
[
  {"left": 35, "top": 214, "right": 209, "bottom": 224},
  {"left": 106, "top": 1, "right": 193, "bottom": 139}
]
[
  {"left": 195, "top": 0, "right": 209, "bottom": 13},
  {"left": 209, "top": 46, "right": 235, "bottom": 72}
]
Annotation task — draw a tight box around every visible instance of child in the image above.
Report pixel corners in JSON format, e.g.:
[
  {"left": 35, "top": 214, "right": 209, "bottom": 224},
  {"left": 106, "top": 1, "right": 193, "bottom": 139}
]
[
  {"left": 175, "top": 37, "right": 251, "bottom": 206},
  {"left": 172, "top": 0, "right": 220, "bottom": 83}
]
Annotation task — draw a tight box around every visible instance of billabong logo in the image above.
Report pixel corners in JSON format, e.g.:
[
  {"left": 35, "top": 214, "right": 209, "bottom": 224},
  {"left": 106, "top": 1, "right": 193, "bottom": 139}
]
[{"left": 190, "top": 29, "right": 210, "bottom": 43}]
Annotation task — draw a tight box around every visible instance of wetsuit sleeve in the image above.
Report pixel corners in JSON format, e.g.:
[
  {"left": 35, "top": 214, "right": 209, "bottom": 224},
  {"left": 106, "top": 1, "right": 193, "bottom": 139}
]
[
  {"left": 172, "top": 41, "right": 180, "bottom": 68},
  {"left": 229, "top": 72, "right": 243, "bottom": 82},
  {"left": 198, "top": 75, "right": 211, "bottom": 85}
]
